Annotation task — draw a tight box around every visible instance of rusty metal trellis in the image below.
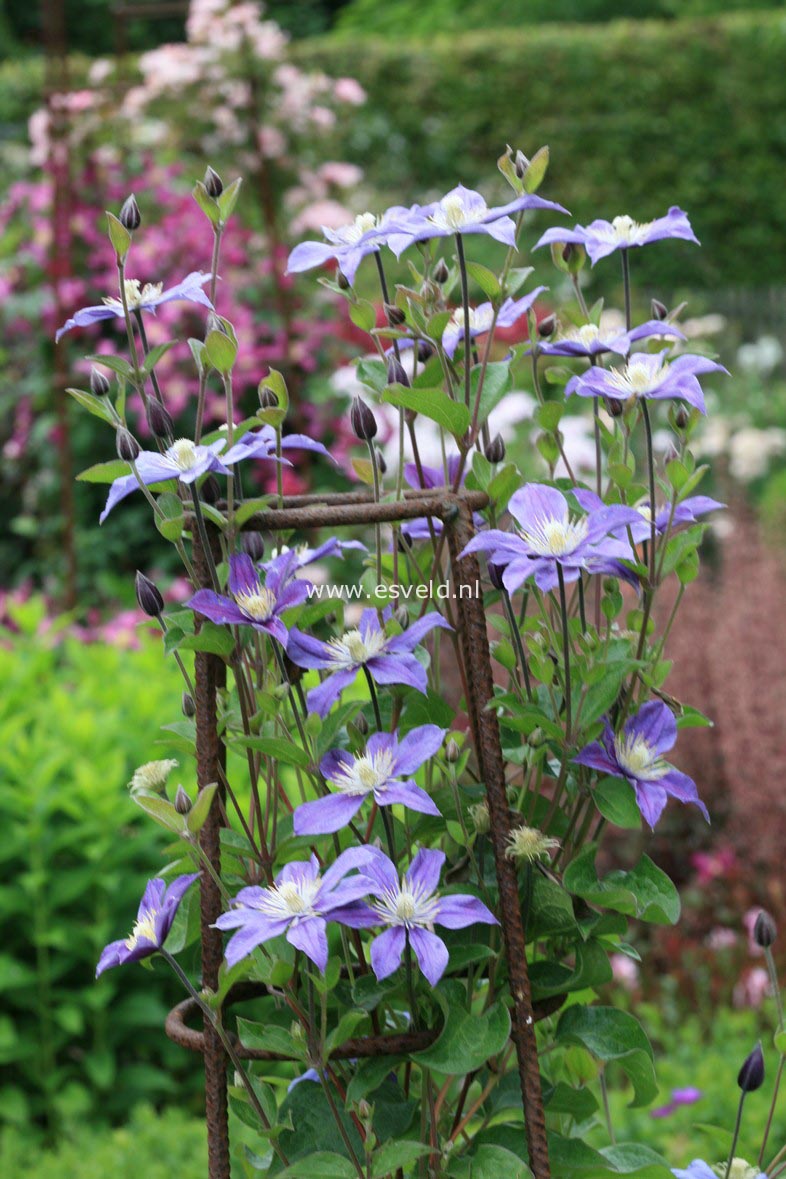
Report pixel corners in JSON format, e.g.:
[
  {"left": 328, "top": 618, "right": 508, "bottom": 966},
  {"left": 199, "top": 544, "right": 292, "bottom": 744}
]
[{"left": 171, "top": 488, "right": 552, "bottom": 1179}]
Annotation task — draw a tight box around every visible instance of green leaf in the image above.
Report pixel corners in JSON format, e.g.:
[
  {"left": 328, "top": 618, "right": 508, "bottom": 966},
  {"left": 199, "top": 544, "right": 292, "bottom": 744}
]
[
  {"left": 204, "top": 329, "right": 237, "bottom": 374},
  {"left": 465, "top": 260, "right": 501, "bottom": 301},
  {"left": 473, "top": 361, "right": 512, "bottom": 426},
  {"left": 599, "top": 1144, "right": 672, "bottom": 1176},
  {"left": 141, "top": 342, "right": 177, "bottom": 376},
  {"left": 593, "top": 778, "right": 642, "bottom": 830},
  {"left": 279, "top": 1153, "right": 355, "bottom": 1179},
  {"left": 535, "top": 401, "right": 564, "bottom": 432},
  {"left": 188, "top": 337, "right": 207, "bottom": 374},
  {"left": 86, "top": 352, "right": 134, "bottom": 378},
  {"left": 355, "top": 358, "right": 388, "bottom": 394},
  {"left": 371, "top": 1140, "right": 432, "bottom": 1178},
  {"left": 217, "top": 177, "right": 243, "bottom": 223},
  {"left": 131, "top": 794, "right": 184, "bottom": 835},
  {"left": 506, "top": 266, "right": 534, "bottom": 296},
  {"left": 382, "top": 384, "right": 470, "bottom": 439},
  {"left": 236, "top": 1017, "right": 306, "bottom": 1061},
  {"left": 564, "top": 846, "right": 680, "bottom": 925},
  {"left": 155, "top": 492, "right": 184, "bottom": 543},
  {"left": 349, "top": 300, "right": 377, "bottom": 333},
  {"left": 523, "top": 145, "right": 549, "bottom": 193},
  {"left": 233, "top": 735, "right": 311, "bottom": 768},
  {"left": 106, "top": 211, "right": 131, "bottom": 260},
  {"left": 186, "top": 782, "right": 218, "bottom": 834},
  {"left": 470, "top": 1145, "right": 533, "bottom": 1179},
  {"left": 66, "top": 388, "right": 116, "bottom": 425},
  {"left": 76, "top": 459, "right": 130, "bottom": 484},
  {"left": 415, "top": 981, "right": 510, "bottom": 1074},
  {"left": 556, "top": 1005, "right": 657, "bottom": 1107},
  {"left": 192, "top": 181, "right": 220, "bottom": 226},
  {"left": 176, "top": 623, "right": 236, "bottom": 658}
]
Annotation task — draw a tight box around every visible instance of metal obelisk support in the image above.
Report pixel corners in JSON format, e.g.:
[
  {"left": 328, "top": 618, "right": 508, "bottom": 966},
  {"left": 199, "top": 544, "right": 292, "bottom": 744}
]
[
  {"left": 192, "top": 528, "right": 231, "bottom": 1179},
  {"left": 443, "top": 495, "right": 551, "bottom": 1179}
]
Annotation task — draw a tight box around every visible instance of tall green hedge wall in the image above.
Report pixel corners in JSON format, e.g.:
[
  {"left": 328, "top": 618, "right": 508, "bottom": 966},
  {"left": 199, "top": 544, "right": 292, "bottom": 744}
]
[{"left": 294, "top": 11, "right": 786, "bottom": 290}]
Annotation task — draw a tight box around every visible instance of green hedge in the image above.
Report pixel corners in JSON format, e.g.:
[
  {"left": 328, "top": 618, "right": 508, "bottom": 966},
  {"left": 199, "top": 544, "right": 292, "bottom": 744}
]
[
  {"left": 0, "top": 601, "right": 202, "bottom": 1130},
  {"left": 294, "top": 10, "right": 786, "bottom": 291}
]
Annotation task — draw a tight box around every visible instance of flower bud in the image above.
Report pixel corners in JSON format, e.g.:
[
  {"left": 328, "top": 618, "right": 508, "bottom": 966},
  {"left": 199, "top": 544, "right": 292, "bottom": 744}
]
[
  {"left": 488, "top": 561, "right": 506, "bottom": 591},
  {"left": 259, "top": 385, "right": 279, "bottom": 410},
  {"left": 375, "top": 448, "right": 387, "bottom": 475},
  {"left": 384, "top": 302, "right": 406, "bottom": 327},
  {"left": 203, "top": 166, "right": 224, "bottom": 198},
  {"left": 337, "top": 270, "right": 351, "bottom": 290},
  {"left": 485, "top": 433, "right": 506, "bottom": 463},
  {"left": 469, "top": 801, "right": 490, "bottom": 834},
  {"left": 90, "top": 366, "right": 110, "bottom": 396},
  {"left": 119, "top": 194, "right": 141, "bottom": 231},
  {"left": 445, "top": 738, "right": 460, "bottom": 764},
  {"left": 386, "top": 357, "right": 410, "bottom": 388},
  {"left": 350, "top": 396, "right": 377, "bottom": 441},
  {"left": 433, "top": 259, "right": 449, "bottom": 284},
  {"left": 538, "top": 313, "right": 557, "bottom": 339},
  {"left": 606, "top": 397, "right": 625, "bottom": 418},
  {"left": 201, "top": 475, "right": 221, "bottom": 504},
  {"left": 754, "top": 910, "right": 777, "bottom": 949},
  {"left": 116, "top": 427, "right": 140, "bottom": 463},
  {"left": 174, "top": 785, "right": 192, "bottom": 815},
  {"left": 651, "top": 298, "right": 668, "bottom": 321},
  {"left": 674, "top": 406, "right": 690, "bottom": 430},
  {"left": 737, "top": 1042, "right": 765, "bottom": 1092},
  {"left": 242, "top": 532, "right": 265, "bottom": 562},
  {"left": 135, "top": 570, "right": 164, "bottom": 617},
  {"left": 354, "top": 711, "right": 369, "bottom": 737},
  {"left": 393, "top": 605, "right": 410, "bottom": 631},
  {"left": 146, "top": 396, "right": 174, "bottom": 440},
  {"left": 182, "top": 692, "right": 196, "bottom": 718},
  {"left": 416, "top": 339, "right": 434, "bottom": 363}
]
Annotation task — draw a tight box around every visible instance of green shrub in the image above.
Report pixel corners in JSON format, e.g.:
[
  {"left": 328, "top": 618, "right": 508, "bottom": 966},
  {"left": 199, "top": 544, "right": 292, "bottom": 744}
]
[
  {"left": 293, "top": 9, "right": 786, "bottom": 291},
  {"left": 0, "top": 599, "right": 202, "bottom": 1131}
]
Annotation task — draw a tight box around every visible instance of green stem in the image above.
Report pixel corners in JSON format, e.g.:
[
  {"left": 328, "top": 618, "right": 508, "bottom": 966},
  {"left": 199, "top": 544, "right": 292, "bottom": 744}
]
[
  {"left": 556, "top": 565, "right": 572, "bottom": 742},
  {"left": 455, "top": 233, "right": 472, "bottom": 408},
  {"left": 190, "top": 490, "right": 221, "bottom": 592},
  {"left": 724, "top": 1092, "right": 746, "bottom": 1179},
  {"left": 195, "top": 228, "right": 223, "bottom": 444},
  {"left": 599, "top": 1067, "right": 616, "bottom": 1145},
  {"left": 621, "top": 249, "right": 632, "bottom": 331}
]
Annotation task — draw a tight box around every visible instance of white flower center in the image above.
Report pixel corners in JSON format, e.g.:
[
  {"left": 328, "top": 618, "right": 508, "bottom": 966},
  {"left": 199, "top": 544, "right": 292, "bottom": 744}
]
[
  {"left": 607, "top": 358, "right": 665, "bottom": 398},
  {"left": 235, "top": 587, "right": 277, "bottom": 621},
  {"left": 610, "top": 215, "right": 652, "bottom": 246},
  {"left": 614, "top": 733, "right": 669, "bottom": 780},
  {"left": 327, "top": 626, "right": 387, "bottom": 669},
  {"left": 103, "top": 279, "right": 163, "bottom": 310},
  {"left": 561, "top": 322, "right": 601, "bottom": 347},
  {"left": 259, "top": 877, "right": 321, "bottom": 920},
  {"left": 169, "top": 438, "right": 199, "bottom": 470},
  {"left": 125, "top": 911, "right": 158, "bottom": 951},
  {"left": 331, "top": 748, "right": 396, "bottom": 796},
  {"left": 636, "top": 504, "right": 653, "bottom": 523},
  {"left": 449, "top": 306, "right": 494, "bottom": 334},
  {"left": 430, "top": 193, "right": 485, "bottom": 232},
  {"left": 374, "top": 881, "right": 440, "bottom": 929},
  {"left": 521, "top": 512, "right": 589, "bottom": 557},
  {"left": 333, "top": 212, "right": 379, "bottom": 246}
]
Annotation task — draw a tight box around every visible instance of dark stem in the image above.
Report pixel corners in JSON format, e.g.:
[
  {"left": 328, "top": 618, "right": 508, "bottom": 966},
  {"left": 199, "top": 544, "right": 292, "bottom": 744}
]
[
  {"left": 455, "top": 233, "right": 472, "bottom": 408},
  {"left": 556, "top": 565, "right": 572, "bottom": 742},
  {"left": 724, "top": 1091, "right": 746, "bottom": 1179},
  {"left": 191, "top": 492, "right": 221, "bottom": 592},
  {"left": 502, "top": 587, "right": 533, "bottom": 700},
  {"left": 362, "top": 665, "right": 383, "bottom": 732}
]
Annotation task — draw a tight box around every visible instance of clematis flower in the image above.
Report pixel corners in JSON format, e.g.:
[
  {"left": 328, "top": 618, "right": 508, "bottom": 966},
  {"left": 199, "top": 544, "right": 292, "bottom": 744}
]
[
  {"left": 331, "top": 847, "right": 497, "bottom": 986},
  {"left": 56, "top": 272, "right": 213, "bottom": 341},
  {"left": 535, "top": 207, "right": 698, "bottom": 266},
  {"left": 572, "top": 489, "right": 725, "bottom": 541},
  {"left": 672, "top": 1162, "right": 767, "bottom": 1179},
  {"left": 400, "top": 455, "right": 484, "bottom": 544},
  {"left": 574, "top": 700, "right": 709, "bottom": 829},
  {"left": 96, "top": 874, "right": 199, "bottom": 976},
  {"left": 535, "top": 318, "right": 685, "bottom": 359},
  {"left": 651, "top": 1086, "right": 702, "bottom": 1118},
  {"left": 222, "top": 424, "right": 333, "bottom": 466},
  {"left": 565, "top": 350, "right": 728, "bottom": 415},
  {"left": 460, "top": 483, "right": 641, "bottom": 594},
  {"left": 99, "top": 436, "right": 230, "bottom": 523},
  {"left": 386, "top": 184, "right": 567, "bottom": 256},
  {"left": 286, "top": 207, "right": 412, "bottom": 285},
  {"left": 440, "top": 289, "right": 547, "bottom": 358},
  {"left": 214, "top": 848, "right": 374, "bottom": 972},
  {"left": 262, "top": 537, "right": 367, "bottom": 577},
  {"left": 188, "top": 551, "right": 309, "bottom": 645},
  {"left": 287, "top": 607, "right": 452, "bottom": 717},
  {"left": 293, "top": 725, "right": 445, "bottom": 835}
]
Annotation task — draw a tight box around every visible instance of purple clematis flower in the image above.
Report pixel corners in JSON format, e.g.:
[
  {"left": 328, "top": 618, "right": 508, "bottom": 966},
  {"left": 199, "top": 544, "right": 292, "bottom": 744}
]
[
  {"left": 56, "top": 272, "right": 214, "bottom": 341},
  {"left": 573, "top": 488, "right": 725, "bottom": 542},
  {"left": 188, "top": 551, "right": 308, "bottom": 645},
  {"left": 441, "top": 290, "right": 548, "bottom": 359},
  {"left": 386, "top": 184, "right": 567, "bottom": 257},
  {"left": 400, "top": 456, "right": 482, "bottom": 543},
  {"left": 214, "top": 848, "right": 375, "bottom": 972},
  {"left": 96, "top": 873, "right": 199, "bottom": 976},
  {"left": 262, "top": 537, "right": 367, "bottom": 578},
  {"left": 293, "top": 725, "right": 445, "bottom": 835},
  {"left": 100, "top": 436, "right": 230, "bottom": 523},
  {"left": 574, "top": 700, "right": 709, "bottom": 829},
  {"left": 565, "top": 350, "right": 727, "bottom": 415},
  {"left": 535, "top": 207, "right": 698, "bottom": 266},
  {"left": 222, "top": 424, "right": 333, "bottom": 466},
  {"left": 535, "top": 319, "right": 686, "bottom": 359},
  {"left": 672, "top": 1164, "right": 767, "bottom": 1179},
  {"left": 287, "top": 607, "right": 452, "bottom": 717},
  {"left": 460, "top": 483, "right": 641, "bottom": 594},
  {"left": 651, "top": 1086, "right": 702, "bottom": 1118},
  {"left": 286, "top": 207, "right": 413, "bottom": 286},
  {"left": 332, "top": 847, "right": 497, "bottom": 986}
]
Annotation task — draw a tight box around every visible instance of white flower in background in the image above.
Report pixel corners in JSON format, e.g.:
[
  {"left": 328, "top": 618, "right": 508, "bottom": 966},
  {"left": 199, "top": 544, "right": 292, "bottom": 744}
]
[
  {"left": 737, "top": 334, "right": 783, "bottom": 375},
  {"left": 728, "top": 426, "right": 786, "bottom": 482}
]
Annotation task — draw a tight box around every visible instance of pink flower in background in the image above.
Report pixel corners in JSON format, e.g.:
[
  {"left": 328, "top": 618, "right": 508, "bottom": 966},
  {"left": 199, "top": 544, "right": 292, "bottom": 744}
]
[
  {"left": 609, "top": 952, "right": 640, "bottom": 990},
  {"left": 706, "top": 927, "right": 737, "bottom": 951},
  {"left": 734, "top": 967, "right": 771, "bottom": 1009},
  {"left": 335, "top": 77, "right": 366, "bottom": 105},
  {"left": 690, "top": 846, "right": 737, "bottom": 885}
]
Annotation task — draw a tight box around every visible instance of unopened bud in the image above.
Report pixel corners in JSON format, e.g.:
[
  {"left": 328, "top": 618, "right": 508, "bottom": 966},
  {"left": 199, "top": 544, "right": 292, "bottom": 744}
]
[
  {"left": 259, "top": 385, "right": 279, "bottom": 410},
  {"left": 337, "top": 270, "right": 350, "bottom": 290},
  {"left": 416, "top": 339, "right": 434, "bottom": 363},
  {"left": 386, "top": 357, "right": 410, "bottom": 388},
  {"left": 90, "top": 366, "right": 110, "bottom": 396},
  {"left": 174, "top": 785, "right": 192, "bottom": 815},
  {"left": 135, "top": 570, "right": 164, "bottom": 617},
  {"left": 203, "top": 166, "right": 224, "bottom": 198},
  {"left": 393, "top": 605, "right": 409, "bottom": 630},
  {"left": 201, "top": 475, "right": 221, "bottom": 504},
  {"left": 674, "top": 406, "right": 690, "bottom": 430},
  {"left": 375, "top": 448, "right": 387, "bottom": 475},
  {"left": 538, "top": 313, "right": 557, "bottom": 338},
  {"left": 487, "top": 561, "right": 506, "bottom": 591},
  {"left": 354, "top": 711, "right": 369, "bottom": 737},
  {"left": 445, "top": 738, "right": 460, "bottom": 764},
  {"left": 469, "top": 802, "right": 490, "bottom": 834},
  {"left": 737, "top": 1042, "right": 765, "bottom": 1093},
  {"left": 182, "top": 692, "right": 196, "bottom": 718},
  {"left": 350, "top": 396, "right": 377, "bottom": 441},
  {"left": 754, "top": 910, "right": 777, "bottom": 949},
  {"left": 146, "top": 397, "right": 174, "bottom": 439},
  {"left": 606, "top": 397, "right": 625, "bottom": 418},
  {"left": 242, "top": 532, "right": 265, "bottom": 562},
  {"left": 384, "top": 302, "right": 406, "bottom": 327},
  {"left": 562, "top": 243, "right": 573, "bottom": 264},
  {"left": 357, "top": 1100, "right": 372, "bottom": 1121},
  {"left": 116, "top": 428, "right": 140, "bottom": 463},
  {"left": 485, "top": 433, "right": 506, "bottom": 463},
  {"left": 433, "top": 259, "right": 449, "bottom": 284},
  {"left": 651, "top": 298, "right": 668, "bottom": 321},
  {"left": 528, "top": 727, "right": 545, "bottom": 747},
  {"left": 119, "top": 194, "right": 141, "bottom": 231}
]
